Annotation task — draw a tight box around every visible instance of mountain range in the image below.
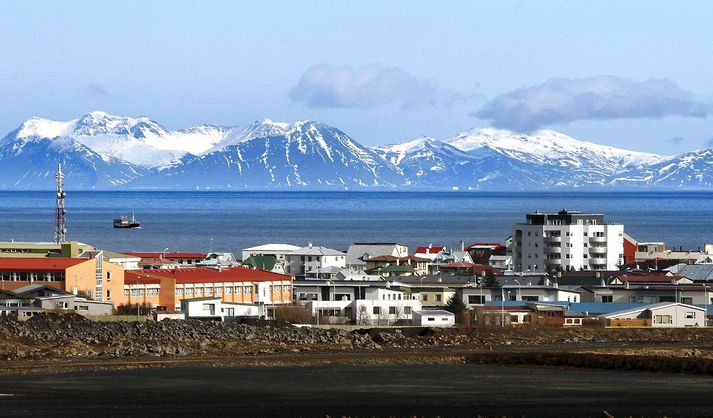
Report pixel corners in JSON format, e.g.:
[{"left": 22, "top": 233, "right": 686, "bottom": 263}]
[{"left": 1, "top": 111, "right": 711, "bottom": 190}]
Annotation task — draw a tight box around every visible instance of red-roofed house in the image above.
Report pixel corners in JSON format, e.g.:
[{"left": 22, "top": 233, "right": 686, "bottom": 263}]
[
  {"left": 124, "top": 267, "right": 293, "bottom": 311},
  {"left": 413, "top": 245, "right": 446, "bottom": 261},
  {"left": 0, "top": 257, "right": 125, "bottom": 306}
]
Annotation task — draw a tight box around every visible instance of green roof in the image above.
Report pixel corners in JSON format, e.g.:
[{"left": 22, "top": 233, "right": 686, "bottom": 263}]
[
  {"left": 378, "top": 264, "right": 415, "bottom": 273},
  {"left": 242, "top": 255, "right": 278, "bottom": 271}
]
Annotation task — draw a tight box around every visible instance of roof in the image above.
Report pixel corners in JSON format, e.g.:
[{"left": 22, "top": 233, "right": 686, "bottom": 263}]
[
  {"left": 0, "top": 258, "right": 88, "bottom": 270},
  {"left": 346, "top": 243, "right": 406, "bottom": 266},
  {"left": 466, "top": 243, "right": 505, "bottom": 250},
  {"left": 125, "top": 252, "right": 206, "bottom": 259},
  {"left": 289, "top": 246, "right": 345, "bottom": 256},
  {"left": 415, "top": 309, "right": 454, "bottom": 317},
  {"left": 138, "top": 258, "right": 179, "bottom": 266},
  {"left": 10, "top": 284, "right": 71, "bottom": 296},
  {"left": 242, "top": 255, "right": 278, "bottom": 271},
  {"left": 613, "top": 274, "right": 687, "bottom": 283},
  {"left": 126, "top": 267, "right": 291, "bottom": 284},
  {"left": 441, "top": 261, "right": 477, "bottom": 268},
  {"left": 242, "top": 244, "right": 301, "bottom": 252},
  {"left": 415, "top": 246, "right": 445, "bottom": 254},
  {"left": 377, "top": 265, "right": 415, "bottom": 273},
  {"left": 666, "top": 264, "right": 713, "bottom": 281}
]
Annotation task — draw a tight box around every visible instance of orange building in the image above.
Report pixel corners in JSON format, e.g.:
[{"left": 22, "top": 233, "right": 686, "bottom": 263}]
[
  {"left": 0, "top": 257, "right": 125, "bottom": 306},
  {"left": 124, "top": 267, "right": 293, "bottom": 311}
]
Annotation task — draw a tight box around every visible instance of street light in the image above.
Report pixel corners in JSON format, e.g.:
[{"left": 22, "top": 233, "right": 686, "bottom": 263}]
[{"left": 514, "top": 279, "right": 522, "bottom": 302}]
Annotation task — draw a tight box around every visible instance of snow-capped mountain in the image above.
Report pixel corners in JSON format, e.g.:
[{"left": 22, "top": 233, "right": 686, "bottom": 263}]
[
  {"left": 141, "top": 120, "right": 404, "bottom": 189},
  {"left": 12, "top": 111, "right": 229, "bottom": 168},
  {"left": 0, "top": 132, "right": 144, "bottom": 189},
  {"left": 610, "top": 149, "right": 713, "bottom": 189},
  {"left": 373, "top": 137, "right": 475, "bottom": 187},
  {"left": 2, "top": 111, "right": 713, "bottom": 190}
]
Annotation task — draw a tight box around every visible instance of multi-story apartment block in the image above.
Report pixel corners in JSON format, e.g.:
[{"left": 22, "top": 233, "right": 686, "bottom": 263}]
[{"left": 511, "top": 210, "right": 624, "bottom": 273}]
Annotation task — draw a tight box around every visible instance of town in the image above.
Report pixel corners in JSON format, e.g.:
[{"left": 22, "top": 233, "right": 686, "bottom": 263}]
[{"left": 1, "top": 173, "right": 710, "bottom": 330}]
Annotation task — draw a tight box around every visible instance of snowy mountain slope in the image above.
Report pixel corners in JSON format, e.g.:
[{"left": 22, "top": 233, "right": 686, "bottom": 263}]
[
  {"left": 3, "top": 110, "right": 713, "bottom": 190},
  {"left": 0, "top": 130, "right": 145, "bottom": 189},
  {"left": 446, "top": 128, "right": 665, "bottom": 172},
  {"left": 609, "top": 149, "right": 713, "bottom": 189},
  {"left": 141, "top": 120, "right": 404, "bottom": 189},
  {"left": 13, "top": 112, "right": 229, "bottom": 168}
]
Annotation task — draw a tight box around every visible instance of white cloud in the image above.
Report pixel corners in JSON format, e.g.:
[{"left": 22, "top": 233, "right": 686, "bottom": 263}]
[
  {"left": 289, "top": 64, "right": 460, "bottom": 110},
  {"left": 476, "top": 76, "right": 708, "bottom": 131}
]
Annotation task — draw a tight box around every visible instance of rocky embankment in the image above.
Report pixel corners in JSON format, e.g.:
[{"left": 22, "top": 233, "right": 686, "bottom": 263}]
[{"left": 2, "top": 313, "right": 713, "bottom": 365}]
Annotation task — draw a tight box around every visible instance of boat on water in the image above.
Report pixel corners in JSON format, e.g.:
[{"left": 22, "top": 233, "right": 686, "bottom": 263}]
[{"left": 113, "top": 214, "right": 141, "bottom": 229}]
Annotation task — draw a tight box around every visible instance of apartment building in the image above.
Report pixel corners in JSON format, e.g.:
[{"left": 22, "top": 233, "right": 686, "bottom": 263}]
[{"left": 511, "top": 210, "right": 624, "bottom": 273}]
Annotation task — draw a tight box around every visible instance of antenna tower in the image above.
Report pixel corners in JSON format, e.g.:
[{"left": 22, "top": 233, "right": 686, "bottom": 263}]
[{"left": 55, "top": 163, "right": 67, "bottom": 243}]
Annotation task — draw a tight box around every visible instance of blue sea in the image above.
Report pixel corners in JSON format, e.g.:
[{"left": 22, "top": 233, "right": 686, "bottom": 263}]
[{"left": 0, "top": 191, "right": 711, "bottom": 254}]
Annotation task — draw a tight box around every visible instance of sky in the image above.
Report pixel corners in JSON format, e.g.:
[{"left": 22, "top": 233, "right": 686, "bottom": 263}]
[{"left": 1, "top": 1, "right": 712, "bottom": 155}]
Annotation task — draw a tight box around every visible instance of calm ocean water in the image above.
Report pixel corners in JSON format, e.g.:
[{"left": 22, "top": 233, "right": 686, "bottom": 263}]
[{"left": 0, "top": 191, "right": 711, "bottom": 254}]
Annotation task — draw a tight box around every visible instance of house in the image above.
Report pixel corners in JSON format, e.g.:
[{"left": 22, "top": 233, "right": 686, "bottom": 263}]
[
  {"left": 0, "top": 256, "right": 125, "bottom": 306},
  {"left": 242, "top": 255, "right": 286, "bottom": 274},
  {"left": 0, "top": 240, "right": 95, "bottom": 259},
  {"left": 602, "top": 302, "right": 706, "bottom": 328},
  {"left": 304, "top": 286, "right": 421, "bottom": 325},
  {"left": 124, "top": 267, "right": 293, "bottom": 311},
  {"left": 196, "top": 252, "right": 240, "bottom": 269},
  {"left": 284, "top": 244, "right": 346, "bottom": 278},
  {"left": 488, "top": 255, "right": 512, "bottom": 271},
  {"left": 0, "top": 284, "right": 113, "bottom": 318},
  {"left": 665, "top": 263, "right": 713, "bottom": 282},
  {"left": 609, "top": 274, "right": 692, "bottom": 286},
  {"left": 466, "top": 243, "right": 506, "bottom": 264},
  {"left": 412, "top": 310, "right": 455, "bottom": 327},
  {"left": 180, "top": 297, "right": 263, "bottom": 321},
  {"left": 413, "top": 244, "right": 447, "bottom": 261},
  {"left": 345, "top": 243, "right": 409, "bottom": 269}
]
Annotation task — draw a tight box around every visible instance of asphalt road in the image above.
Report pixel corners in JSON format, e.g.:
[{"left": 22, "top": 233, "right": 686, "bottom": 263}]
[{"left": 2, "top": 363, "right": 713, "bottom": 417}]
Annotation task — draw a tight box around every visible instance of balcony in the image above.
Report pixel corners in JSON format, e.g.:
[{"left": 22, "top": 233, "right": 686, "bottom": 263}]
[
  {"left": 545, "top": 258, "right": 562, "bottom": 265},
  {"left": 543, "top": 246, "right": 562, "bottom": 253},
  {"left": 589, "top": 246, "right": 607, "bottom": 255},
  {"left": 589, "top": 257, "right": 607, "bottom": 264},
  {"left": 589, "top": 236, "right": 607, "bottom": 244},
  {"left": 545, "top": 235, "right": 562, "bottom": 243}
]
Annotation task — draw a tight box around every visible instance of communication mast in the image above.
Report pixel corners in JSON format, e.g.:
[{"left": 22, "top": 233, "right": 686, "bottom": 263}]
[{"left": 55, "top": 162, "right": 67, "bottom": 243}]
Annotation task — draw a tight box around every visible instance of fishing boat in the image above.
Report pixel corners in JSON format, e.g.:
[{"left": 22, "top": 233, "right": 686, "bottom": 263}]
[{"left": 113, "top": 214, "right": 141, "bottom": 229}]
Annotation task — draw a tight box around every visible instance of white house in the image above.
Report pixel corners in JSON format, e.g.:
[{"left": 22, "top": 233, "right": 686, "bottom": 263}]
[
  {"left": 412, "top": 310, "right": 455, "bottom": 327},
  {"left": 512, "top": 210, "right": 624, "bottom": 273},
  {"left": 284, "top": 244, "right": 346, "bottom": 278},
  {"left": 602, "top": 302, "right": 706, "bottom": 328},
  {"left": 304, "top": 286, "right": 421, "bottom": 325},
  {"left": 180, "top": 297, "right": 262, "bottom": 321}
]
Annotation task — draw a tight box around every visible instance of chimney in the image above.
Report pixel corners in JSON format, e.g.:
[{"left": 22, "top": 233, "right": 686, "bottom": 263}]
[
  {"left": 308, "top": 241, "right": 313, "bottom": 249},
  {"left": 460, "top": 240, "right": 465, "bottom": 252}
]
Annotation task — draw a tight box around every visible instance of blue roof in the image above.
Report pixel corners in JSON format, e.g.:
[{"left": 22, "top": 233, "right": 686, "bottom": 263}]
[{"left": 482, "top": 301, "right": 710, "bottom": 315}]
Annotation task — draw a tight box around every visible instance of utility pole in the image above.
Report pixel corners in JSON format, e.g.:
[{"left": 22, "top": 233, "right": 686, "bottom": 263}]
[{"left": 54, "top": 163, "right": 67, "bottom": 244}]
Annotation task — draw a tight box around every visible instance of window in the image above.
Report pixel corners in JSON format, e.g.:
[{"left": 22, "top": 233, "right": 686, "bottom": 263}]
[
  {"left": 601, "top": 295, "right": 613, "bottom": 303},
  {"left": 427, "top": 317, "right": 435, "bottom": 322},
  {"left": 422, "top": 294, "right": 428, "bottom": 301},
  {"left": 373, "top": 306, "right": 380, "bottom": 315},
  {"left": 106, "top": 290, "right": 111, "bottom": 298},
  {"left": 404, "top": 307, "right": 412, "bottom": 314},
  {"left": 685, "top": 312, "right": 696, "bottom": 319},
  {"left": 389, "top": 307, "right": 396, "bottom": 315},
  {"left": 468, "top": 295, "right": 485, "bottom": 304},
  {"left": 654, "top": 315, "right": 672, "bottom": 324},
  {"left": 106, "top": 271, "right": 111, "bottom": 281},
  {"left": 436, "top": 295, "right": 442, "bottom": 302},
  {"left": 681, "top": 297, "right": 693, "bottom": 305},
  {"left": 442, "top": 318, "right": 449, "bottom": 321}
]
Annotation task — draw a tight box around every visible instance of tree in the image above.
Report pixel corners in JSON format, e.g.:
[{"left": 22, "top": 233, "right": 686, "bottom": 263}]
[
  {"left": 483, "top": 271, "right": 500, "bottom": 288},
  {"left": 445, "top": 295, "right": 468, "bottom": 325}
]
